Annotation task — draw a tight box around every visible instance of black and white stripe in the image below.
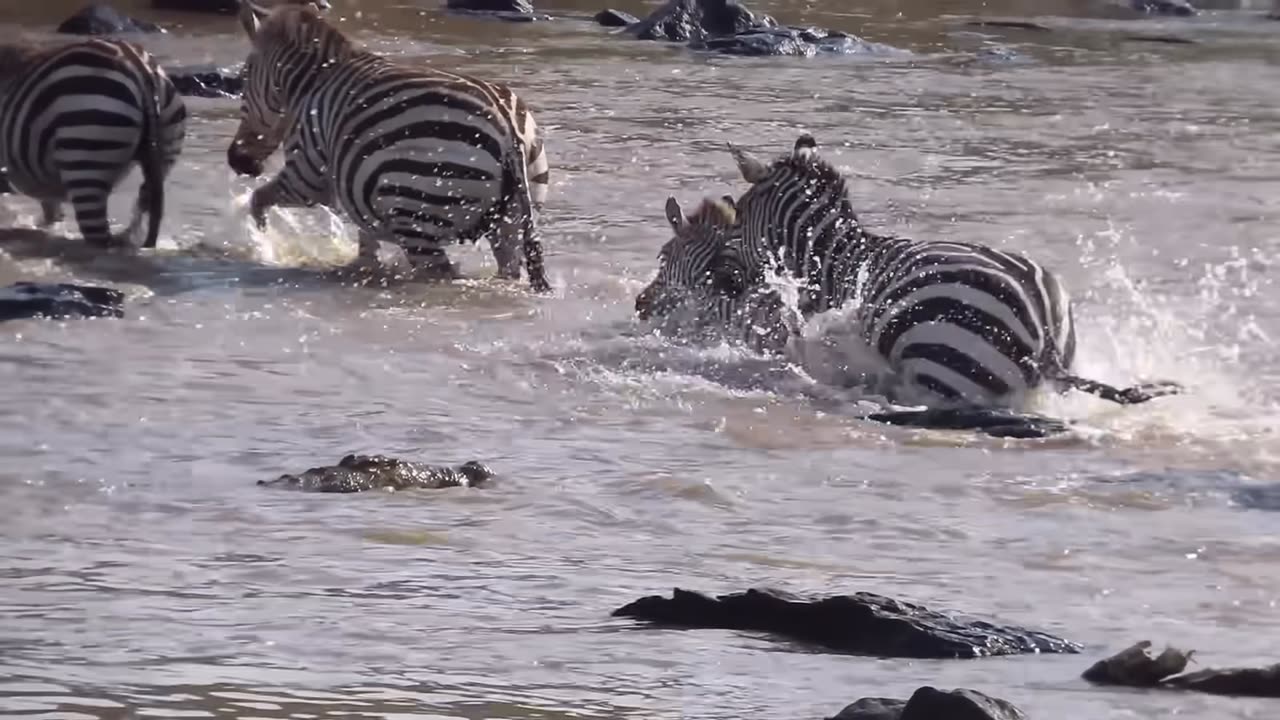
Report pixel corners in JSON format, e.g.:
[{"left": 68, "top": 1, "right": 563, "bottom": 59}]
[
  {"left": 226, "top": 5, "right": 551, "bottom": 291},
  {"left": 635, "top": 195, "right": 800, "bottom": 357},
  {"left": 0, "top": 38, "right": 186, "bottom": 249},
  {"left": 719, "top": 133, "right": 1179, "bottom": 408}
]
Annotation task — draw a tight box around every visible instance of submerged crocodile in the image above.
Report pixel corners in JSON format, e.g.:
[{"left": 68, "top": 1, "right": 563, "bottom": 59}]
[{"left": 261, "top": 454, "right": 495, "bottom": 493}]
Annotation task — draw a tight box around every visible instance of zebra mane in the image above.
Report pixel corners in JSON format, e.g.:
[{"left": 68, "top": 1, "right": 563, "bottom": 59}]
[
  {"left": 747, "top": 135, "right": 862, "bottom": 229},
  {"left": 683, "top": 196, "right": 737, "bottom": 229},
  {"left": 255, "top": 4, "right": 353, "bottom": 60}
]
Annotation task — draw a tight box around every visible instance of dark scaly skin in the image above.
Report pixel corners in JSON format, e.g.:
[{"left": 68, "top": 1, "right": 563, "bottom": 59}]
[{"left": 261, "top": 454, "right": 495, "bottom": 493}]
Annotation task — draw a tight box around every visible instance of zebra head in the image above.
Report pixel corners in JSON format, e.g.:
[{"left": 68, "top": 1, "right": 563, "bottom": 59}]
[
  {"left": 635, "top": 195, "right": 744, "bottom": 321},
  {"left": 227, "top": 4, "right": 346, "bottom": 177},
  {"left": 723, "top": 133, "right": 860, "bottom": 287},
  {"left": 238, "top": 0, "right": 332, "bottom": 39}
]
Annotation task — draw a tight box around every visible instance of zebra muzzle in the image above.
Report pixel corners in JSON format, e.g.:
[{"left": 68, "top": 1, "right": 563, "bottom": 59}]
[{"left": 226, "top": 142, "right": 264, "bottom": 178}]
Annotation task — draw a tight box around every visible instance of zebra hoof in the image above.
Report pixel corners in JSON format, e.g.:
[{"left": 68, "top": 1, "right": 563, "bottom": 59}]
[{"left": 527, "top": 274, "right": 552, "bottom": 294}]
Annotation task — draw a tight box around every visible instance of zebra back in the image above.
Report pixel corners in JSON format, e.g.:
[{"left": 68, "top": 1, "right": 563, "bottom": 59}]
[{"left": 729, "top": 134, "right": 1083, "bottom": 407}]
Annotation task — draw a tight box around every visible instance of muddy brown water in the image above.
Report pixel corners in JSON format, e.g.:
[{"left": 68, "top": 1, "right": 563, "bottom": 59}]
[{"left": 1, "top": 0, "right": 1279, "bottom": 718}]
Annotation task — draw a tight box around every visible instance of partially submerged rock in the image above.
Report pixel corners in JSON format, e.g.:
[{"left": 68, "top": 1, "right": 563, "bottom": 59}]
[
  {"left": 447, "top": 0, "right": 533, "bottom": 13},
  {"left": 626, "top": 0, "right": 767, "bottom": 42},
  {"left": 898, "top": 687, "right": 1026, "bottom": 720},
  {"left": 0, "top": 282, "right": 125, "bottom": 322},
  {"left": 830, "top": 688, "right": 1026, "bottom": 720},
  {"left": 444, "top": 0, "right": 552, "bottom": 22},
  {"left": 57, "top": 3, "right": 164, "bottom": 34},
  {"left": 1084, "top": 640, "right": 1280, "bottom": 698},
  {"left": 595, "top": 9, "right": 639, "bottom": 27},
  {"left": 622, "top": 0, "right": 904, "bottom": 58},
  {"left": 864, "top": 407, "right": 1070, "bottom": 439},
  {"left": 168, "top": 66, "right": 243, "bottom": 98},
  {"left": 612, "top": 587, "right": 1082, "bottom": 658},
  {"left": 1082, "top": 640, "right": 1192, "bottom": 687},
  {"left": 151, "top": 0, "right": 238, "bottom": 12},
  {"left": 1130, "top": 0, "right": 1197, "bottom": 16},
  {"left": 261, "top": 454, "right": 495, "bottom": 493},
  {"left": 1164, "top": 664, "right": 1280, "bottom": 697},
  {"left": 696, "top": 26, "right": 900, "bottom": 57}
]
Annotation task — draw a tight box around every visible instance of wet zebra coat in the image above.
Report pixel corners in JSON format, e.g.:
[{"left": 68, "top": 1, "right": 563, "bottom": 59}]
[
  {"left": 226, "top": 5, "right": 550, "bottom": 291},
  {"left": 635, "top": 195, "right": 800, "bottom": 357},
  {"left": 0, "top": 38, "right": 186, "bottom": 248},
  {"left": 719, "top": 134, "right": 1178, "bottom": 409}
]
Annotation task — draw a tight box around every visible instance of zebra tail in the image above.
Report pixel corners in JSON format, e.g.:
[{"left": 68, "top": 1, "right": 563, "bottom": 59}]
[
  {"left": 138, "top": 57, "right": 165, "bottom": 249},
  {"left": 1053, "top": 371, "right": 1184, "bottom": 405},
  {"left": 508, "top": 143, "right": 551, "bottom": 294}
]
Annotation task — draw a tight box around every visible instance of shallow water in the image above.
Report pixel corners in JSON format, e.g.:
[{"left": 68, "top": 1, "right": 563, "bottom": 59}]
[{"left": 1, "top": 0, "right": 1279, "bottom": 717}]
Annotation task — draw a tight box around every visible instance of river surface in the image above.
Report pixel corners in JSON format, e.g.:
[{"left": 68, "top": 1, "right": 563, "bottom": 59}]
[{"left": 2, "top": 0, "right": 1279, "bottom": 718}]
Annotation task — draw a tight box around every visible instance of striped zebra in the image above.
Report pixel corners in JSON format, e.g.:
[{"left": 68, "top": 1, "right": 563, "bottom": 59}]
[
  {"left": 635, "top": 194, "right": 800, "bottom": 357},
  {"left": 0, "top": 38, "right": 186, "bottom": 249},
  {"left": 238, "top": 0, "right": 331, "bottom": 38},
  {"left": 226, "top": 5, "right": 552, "bottom": 292},
  {"left": 715, "top": 133, "right": 1181, "bottom": 409}
]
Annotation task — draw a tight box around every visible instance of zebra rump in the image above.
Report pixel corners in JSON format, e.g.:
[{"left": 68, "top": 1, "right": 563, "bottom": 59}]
[
  {"left": 635, "top": 194, "right": 800, "bottom": 357},
  {"left": 0, "top": 38, "right": 186, "bottom": 249},
  {"left": 226, "top": 4, "right": 551, "bottom": 291},
  {"left": 720, "top": 133, "right": 1181, "bottom": 410}
]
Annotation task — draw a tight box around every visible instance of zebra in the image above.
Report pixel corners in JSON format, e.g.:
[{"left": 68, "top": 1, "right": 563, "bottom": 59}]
[
  {"left": 237, "top": 0, "right": 331, "bottom": 38},
  {"left": 715, "top": 133, "right": 1182, "bottom": 410},
  {"left": 225, "top": 4, "right": 552, "bottom": 292},
  {"left": 0, "top": 38, "right": 186, "bottom": 249},
  {"left": 635, "top": 194, "right": 800, "bottom": 357}
]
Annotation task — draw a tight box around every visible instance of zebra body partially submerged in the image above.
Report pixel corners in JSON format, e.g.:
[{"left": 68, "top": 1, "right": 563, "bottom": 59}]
[
  {"left": 713, "top": 134, "right": 1180, "bottom": 410},
  {"left": 0, "top": 38, "right": 186, "bottom": 249},
  {"left": 226, "top": 5, "right": 551, "bottom": 291},
  {"left": 635, "top": 194, "right": 800, "bottom": 357}
]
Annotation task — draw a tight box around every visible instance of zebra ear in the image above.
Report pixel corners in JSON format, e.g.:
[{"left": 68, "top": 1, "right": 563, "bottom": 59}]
[
  {"left": 238, "top": 0, "right": 262, "bottom": 38},
  {"left": 793, "top": 133, "right": 818, "bottom": 160},
  {"left": 728, "top": 143, "right": 770, "bottom": 184},
  {"left": 664, "top": 196, "right": 686, "bottom": 232}
]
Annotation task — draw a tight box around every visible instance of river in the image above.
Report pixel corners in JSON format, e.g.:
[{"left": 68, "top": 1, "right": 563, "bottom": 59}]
[{"left": 1, "top": 0, "right": 1278, "bottom": 718}]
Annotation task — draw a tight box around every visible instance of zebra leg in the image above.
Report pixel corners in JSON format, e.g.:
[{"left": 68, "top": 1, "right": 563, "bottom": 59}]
[
  {"left": 489, "top": 216, "right": 523, "bottom": 281},
  {"left": 66, "top": 187, "right": 119, "bottom": 248},
  {"left": 405, "top": 247, "right": 461, "bottom": 281},
  {"left": 39, "top": 201, "right": 64, "bottom": 228},
  {"left": 1058, "top": 373, "right": 1183, "bottom": 405}
]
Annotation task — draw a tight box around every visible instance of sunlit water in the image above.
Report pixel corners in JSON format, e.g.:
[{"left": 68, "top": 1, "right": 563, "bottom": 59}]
[{"left": 1, "top": 1, "right": 1279, "bottom": 718}]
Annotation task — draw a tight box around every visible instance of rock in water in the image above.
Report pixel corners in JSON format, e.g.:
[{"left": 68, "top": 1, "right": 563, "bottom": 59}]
[
  {"left": 1084, "top": 640, "right": 1280, "bottom": 698},
  {"left": 57, "top": 3, "right": 164, "bottom": 34},
  {"left": 1131, "top": 0, "right": 1197, "bottom": 16},
  {"left": 626, "top": 0, "right": 769, "bottom": 42},
  {"left": 595, "top": 9, "right": 639, "bottom": 27},
  {"left": 612, "top": 587, "right": 1082, "bottom": 658},
  {"left": 899, "top": 687, "right": 1026, "bottom": 720},
  {"left": 151, "top": 0, "right": 239, "bottom": 12},
  {"left": 828, "top": 697, "right": 906, "bottom": 720},
  {"left": 447, "top": 0, "right": 534, "bottom": 12},
  {"left": 167, "top": 67, "right": 243, "bottom": 98},
  {"left": 1163, "top": 664, "right": 1280, "bottom": 697},
  {"left": 1082, "top": 640, "right": 1192, "bottom": 686},
  {"left": 0, "top": 282, "right": 126, "bottom": 322},
  {"left": 261, "top": 454, "right": 495, "bottom": 493}
]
